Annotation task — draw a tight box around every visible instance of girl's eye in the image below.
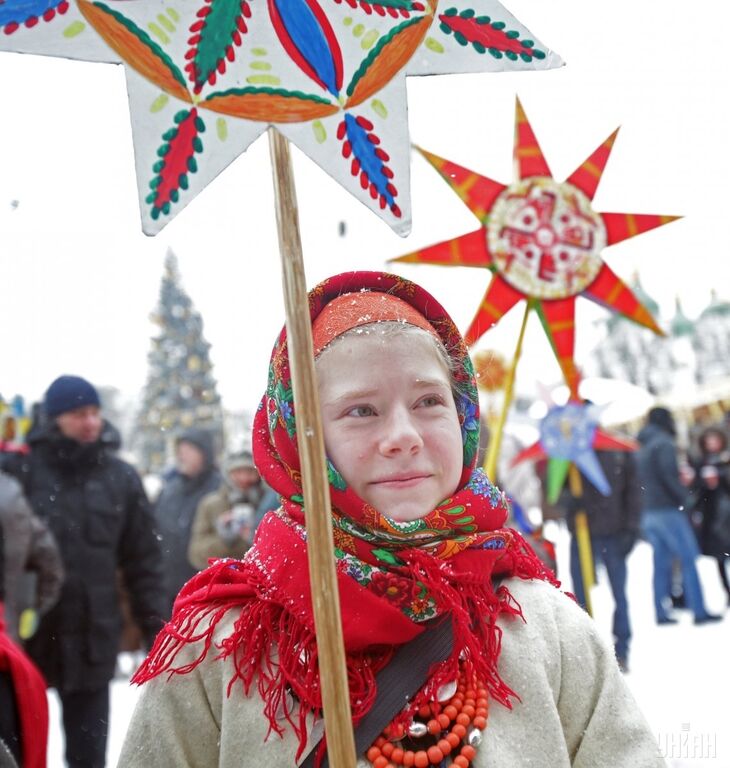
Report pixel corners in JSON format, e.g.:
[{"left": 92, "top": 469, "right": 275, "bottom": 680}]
[
  {"left": 417, "top": 395, "right": 443, "bottom": 408},
  {"left": 346, "top": 405, "right": 375, "bottom": 418}
]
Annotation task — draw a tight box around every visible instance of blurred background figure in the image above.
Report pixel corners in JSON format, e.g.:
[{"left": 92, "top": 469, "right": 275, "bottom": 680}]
[
  {"left": 154, "top": 428, "right": 222, "bottom": 613},
  {"left": 636, "top": 407, "right": 722, "bottom": 626},
  {"left": 188, "top": 450, "right": 278, "bottom": 569},
  {"left": 0, "top": 470, "right": 63, "bottom": 643},
  {"left": 0, "top": 487, "right": 53, "bottom": 768},
  {"left": 1, "top": 375, "right": 165, "bottom": 768},
  {"left": 555, "top": 449, "right": 641, "bottom": 673},
  {"left": 0, "top": 470, "right": 64, "bottom": 642},
  {"left": 689, "top": 426, "right": 730, "bottom": 605}
]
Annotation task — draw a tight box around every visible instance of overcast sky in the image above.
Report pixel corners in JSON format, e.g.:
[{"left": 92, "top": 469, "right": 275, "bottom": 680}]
[{"left": 1, "top": 0, "right": 727, "bottom": 417}]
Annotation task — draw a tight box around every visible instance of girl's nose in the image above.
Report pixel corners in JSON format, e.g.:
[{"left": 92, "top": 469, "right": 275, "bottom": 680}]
[{"left": 379, "top": 406, "right": 423, "bottom": 455}]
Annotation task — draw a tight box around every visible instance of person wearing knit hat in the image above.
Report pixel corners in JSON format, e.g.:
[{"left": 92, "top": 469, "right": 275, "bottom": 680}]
[
  {"left": 187, "top": 449, "right": 279, "bottom": 569},
  {"left": 1, "top": 376, "right": 166, "bottom": 768},
  {"left": 44, "top": 375, "right": 101, "bottom": 419},
  {"left": 40, "top": 375, "right": 104, "bottom": 446},
  {"left": 120, "top": 272, "right": 662, "bottom": 768}
]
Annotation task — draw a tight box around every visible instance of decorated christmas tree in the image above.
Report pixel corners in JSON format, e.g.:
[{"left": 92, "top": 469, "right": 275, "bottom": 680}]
[{"left": 134, "top": 249, "right": 223, "bottom": 473}]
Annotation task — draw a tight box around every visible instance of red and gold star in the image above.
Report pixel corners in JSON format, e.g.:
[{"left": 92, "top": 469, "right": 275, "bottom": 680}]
[{"left": 391, "top": 98, "right": 679, "bottom": 396}]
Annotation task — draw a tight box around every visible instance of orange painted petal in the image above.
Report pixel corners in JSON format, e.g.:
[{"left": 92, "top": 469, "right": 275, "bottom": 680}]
[
  {"left": 464, "top": 277, "right": 523, "bottom": 346},
  {"left": 390, "top": 229, "right": 492, "bottom": 268},
  {"left": 78, "top": 1, "right": 191, "bottom": 104},
  {"left": 511, "top": 441, "right": 547, "bottom": 467},
  {"left": 345, "top": 16, "right": 432, "bottom": 109},
  {"left": 416, "top": 147, "right": 507, "bottom": 223},
  {"left": 536, "top": 298, "right": 579, "bottom": 396},
  {"left": 601, "top": 212, "right": 680, "bottom": 246},
  {"left": 584, "top": 264, "right": 663, "bottom": 334},
  {"left": 566, "top": 128, "right": 619, "bottom": 201},
  {"left": 514, "top": 97, "right": 551, "bottom": 180},
  {"left": 594, "top": 430, "right": 638, "bottom": 452},
  {"left": 202, "top": 89, "right": 339, "bottom": 122}
]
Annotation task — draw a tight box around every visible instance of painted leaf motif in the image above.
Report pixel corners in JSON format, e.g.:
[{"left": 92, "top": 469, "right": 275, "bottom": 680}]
[
  {"left": 78, "top": 1, "right": 191, "bottom": 104},
  {"left": 186, "top": 0, "right": 252, "bottom": 93},
  {"left": 334, "top": 0, "right": 425, "bottom": 19},
  {"left": 203, "top": 86, "right": 338, "bottom": 122},
  {"left": 146, "top": 108, "right": 205, "bottom": 220},
  {"left": 345, "top": 15, "right": 430, "bottom": 108},
  {"left": 438, "top": 8, "right": 546, "bottom": 61},
  {"left": 267, "top": 0, "right": 343, "bottom": 96},
  {"left": 338, "top": 114, "right": 400, "bottom": 217},
  {"left": 0, "top": 0, "right": 68, "bottom": 33}
]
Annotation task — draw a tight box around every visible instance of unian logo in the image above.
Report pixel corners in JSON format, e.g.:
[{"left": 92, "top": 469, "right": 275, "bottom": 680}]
[{"left": 657, "top": 723, "right": 717, "bottom": 759}]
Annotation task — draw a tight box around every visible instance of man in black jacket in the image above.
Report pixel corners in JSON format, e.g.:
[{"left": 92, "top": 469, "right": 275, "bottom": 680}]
[{"left": 2, "top": 375, "right": 165, "bottom": 768}]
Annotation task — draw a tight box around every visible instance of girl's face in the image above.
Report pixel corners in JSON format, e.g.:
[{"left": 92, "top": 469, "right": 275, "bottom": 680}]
[{"left": 317, "top": 330, "right": 463, "bottom": 522}]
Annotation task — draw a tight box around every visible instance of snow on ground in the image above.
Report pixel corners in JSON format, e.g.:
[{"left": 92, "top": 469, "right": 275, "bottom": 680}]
[{"left": 47, "top": 525, "right": 728, "bottom": 767}]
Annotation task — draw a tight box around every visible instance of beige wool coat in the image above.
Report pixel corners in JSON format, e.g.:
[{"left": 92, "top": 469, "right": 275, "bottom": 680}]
[
  {"left": 118, "top": 578, "right": 665, "bottom": 768},
  {"left": 187, "top": 485, "right": 254, "bottom": 569}
]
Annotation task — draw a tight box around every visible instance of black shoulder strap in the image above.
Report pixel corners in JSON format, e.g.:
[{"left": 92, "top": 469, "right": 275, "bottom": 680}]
[{"left": 301, "top": 615, "right": 454, "bottom": 768}]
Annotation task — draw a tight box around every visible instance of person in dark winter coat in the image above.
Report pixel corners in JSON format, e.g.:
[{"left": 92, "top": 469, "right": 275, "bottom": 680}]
[
  {"left": 154, "top": 427, "right": 222, "bottom": 614},
  {"left": 689, "top": 426, "right": 730, "bottom": 604},
  {"left": 1, "top": 375, "right": 166, "bottom": 768},
  {"left": 0, "top": 520, "right": 50, "bottom": 768},
  {"left": 636, "top": 407, "right": 722, "bottom": 626},
  {"left": 556, "top": 450, "right": 641, "bottom": 672},
  {"left": 0, "top": 470, "right": 64, "bottom": 641}
]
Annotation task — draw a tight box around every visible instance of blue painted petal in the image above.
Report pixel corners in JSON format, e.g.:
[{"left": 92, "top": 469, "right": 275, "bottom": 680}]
[
  {"left": 574, "top": 449, "right": 612, "bottom": 496},
  {"left": 270, "top": 0, "right": 341, "bottom": 96},
  {"left": 345, "top": 114, "right": 394, "bottom": 207},
  {"left": 0, "top": 0, "right": 62, "bottom": 25}
]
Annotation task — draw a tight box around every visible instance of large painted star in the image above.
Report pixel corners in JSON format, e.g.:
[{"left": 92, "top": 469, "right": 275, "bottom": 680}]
[
  {"left": 0, "top": 0, "right": 560, "bottom": 235},
  {"left": 391, "top": 98, "right": 679, "bottom": 393},
  {"left": 512, "top": 399, "right": 637, "bottom": 503}
]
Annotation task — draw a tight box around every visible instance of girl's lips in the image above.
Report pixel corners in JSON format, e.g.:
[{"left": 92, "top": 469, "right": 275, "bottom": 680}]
[{"left": 371, "top": 475, "right": 431, "bottom": 489}]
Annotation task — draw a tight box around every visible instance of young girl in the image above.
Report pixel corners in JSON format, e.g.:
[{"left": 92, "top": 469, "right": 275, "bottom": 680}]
[{"left": 119, "top": 272, "right": 663, "bottom": 767}]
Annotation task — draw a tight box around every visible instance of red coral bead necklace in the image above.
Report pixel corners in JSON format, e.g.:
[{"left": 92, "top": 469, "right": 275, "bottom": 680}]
[{"left": 365, "top": 667, "right": 488, "bottom": 768}]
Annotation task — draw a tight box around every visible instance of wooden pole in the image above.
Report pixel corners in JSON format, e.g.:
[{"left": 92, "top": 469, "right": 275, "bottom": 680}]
[
  {"left": 568, "top": 465, "right": 595, "bottom": 617},
  {"left": 484, "top": 302, "right": 531, "bottom": 481},
  {"left": 268, "top": 127, "right": 357, "bottom": 768}
]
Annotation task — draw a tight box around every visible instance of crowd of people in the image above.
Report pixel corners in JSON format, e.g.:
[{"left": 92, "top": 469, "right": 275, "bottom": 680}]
[
  {"left": 553, "top": 406, "right": 728, "bottom": 677},
  {"left": 0, "top": 277, "right": 728, "bottom": 767},
  {"left": 0, "top": 376, "right": 277, "bottom": 767}
]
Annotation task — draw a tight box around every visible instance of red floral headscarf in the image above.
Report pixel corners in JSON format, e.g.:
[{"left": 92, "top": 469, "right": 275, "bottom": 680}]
[{"left": 135, "top": 272, "right": 558, "bottom": 759}]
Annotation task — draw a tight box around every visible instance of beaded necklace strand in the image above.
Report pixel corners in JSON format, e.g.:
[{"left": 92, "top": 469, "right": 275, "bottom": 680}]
[{"left": 365, "top": 667, "right": 488, "bottom": 768}]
